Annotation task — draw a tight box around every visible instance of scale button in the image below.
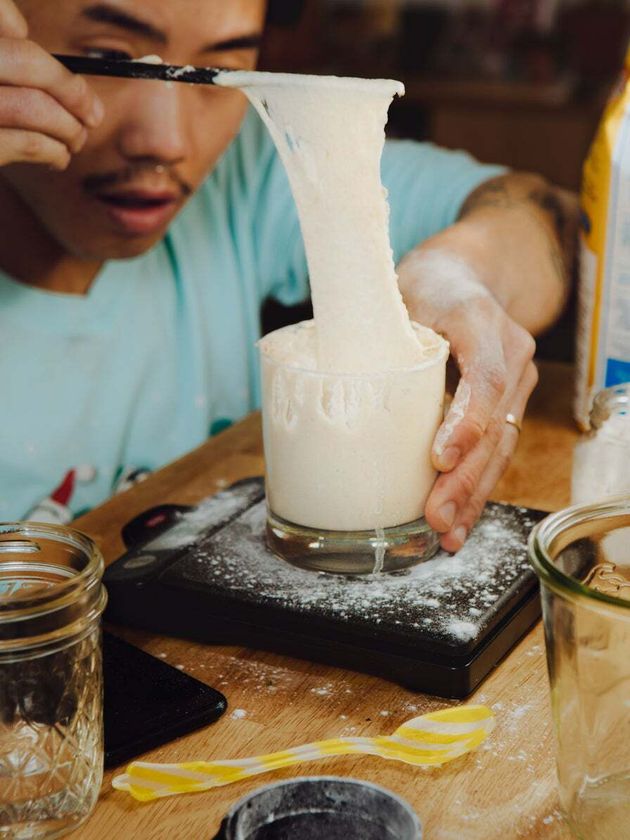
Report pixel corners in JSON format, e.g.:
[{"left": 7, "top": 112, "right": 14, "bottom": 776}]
[{"left": 124, "top": 554, "right": 157, "bottom": 570}]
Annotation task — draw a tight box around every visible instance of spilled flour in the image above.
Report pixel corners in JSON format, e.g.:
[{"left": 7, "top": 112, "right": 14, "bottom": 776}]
[
  {"left": 160, "top": 480, "right": 542, "bottom": 650},
  {"left": 138, "top": 480, "right": 264, "bottom": 552}
]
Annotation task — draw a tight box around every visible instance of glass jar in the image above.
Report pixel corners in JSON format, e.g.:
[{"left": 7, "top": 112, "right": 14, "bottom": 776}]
[
  {"left": 259, "top": 323, "right": 448, "bottom": 574},
  {"left": 529, "top": 497, "right": 630, "bottom": 839},
  {"left": 0, "top": 523, "right": 107, "bottom": 839},
  {"left": 572, "top": 383, "right": 630, "bottom": 505}
]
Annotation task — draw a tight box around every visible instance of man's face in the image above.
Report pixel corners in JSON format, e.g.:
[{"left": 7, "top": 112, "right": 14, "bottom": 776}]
[{"left": 2, "top": 0, "right": 266, "bottom": 260}]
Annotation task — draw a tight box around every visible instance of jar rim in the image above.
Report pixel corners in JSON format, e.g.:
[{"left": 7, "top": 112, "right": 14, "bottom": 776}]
[
  {"left": 528, "top": 494, "right": 630, "bottom": 609},
  {"left": 0, "top": 522, "right": 104, "bottom": 623},
  {"left": 258, "top": 321, "right": 449, "bottom": 378}
]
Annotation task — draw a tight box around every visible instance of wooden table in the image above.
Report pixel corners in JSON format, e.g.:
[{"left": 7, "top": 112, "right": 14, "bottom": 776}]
[{"left": 75, "top": 360, "right": 578, "bottom": 840}]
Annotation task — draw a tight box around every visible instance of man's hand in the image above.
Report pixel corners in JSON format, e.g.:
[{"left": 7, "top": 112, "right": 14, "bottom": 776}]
[
  {"left": 400, "top": 248, "right": 537, "bottom": 551},
  {"left": 0, "top": 0, "right": 103, "bottom": 170},
  {"left": 399, "top": 173, "right": 578, "bottom": 551}
]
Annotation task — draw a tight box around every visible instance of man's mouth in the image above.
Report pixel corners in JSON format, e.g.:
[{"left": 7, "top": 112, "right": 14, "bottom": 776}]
[{"left": 91, "top": 189, "right": 181, "bottom": 236}]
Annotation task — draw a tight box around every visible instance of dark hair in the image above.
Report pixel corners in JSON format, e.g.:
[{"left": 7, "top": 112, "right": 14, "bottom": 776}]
[{"left": 267, "top": 0, "right": 306, "bottom": 26}]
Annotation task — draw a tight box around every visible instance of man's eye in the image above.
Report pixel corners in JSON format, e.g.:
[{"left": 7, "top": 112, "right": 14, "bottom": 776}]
[{"left": 85, "top": 48, "right": 133, "bottom": 61}]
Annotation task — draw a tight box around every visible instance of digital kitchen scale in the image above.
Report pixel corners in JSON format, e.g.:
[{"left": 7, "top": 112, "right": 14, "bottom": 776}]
[{"left": 104, "top": 478, "right": 545, "bottom": 699}]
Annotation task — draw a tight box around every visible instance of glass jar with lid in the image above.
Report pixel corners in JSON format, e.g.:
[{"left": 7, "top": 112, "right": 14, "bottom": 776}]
[
  {"left": 529, "top": 496, "right": 630, "bottom": 838},
  {"left": 0, "top": 522, "right": 107, "bottom": 839},
  {"left": 572, "top": 383, "right": 630, "bottom": 506}
]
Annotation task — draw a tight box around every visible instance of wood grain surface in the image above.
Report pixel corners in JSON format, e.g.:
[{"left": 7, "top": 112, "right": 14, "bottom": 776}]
[{"left": 73, "top": 360, "right": 578, "bottom": 840}]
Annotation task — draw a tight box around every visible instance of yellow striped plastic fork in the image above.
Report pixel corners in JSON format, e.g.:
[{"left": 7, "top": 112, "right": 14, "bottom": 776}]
[{"left": 112, "top": 704, "right": 494, "bottom": 802}]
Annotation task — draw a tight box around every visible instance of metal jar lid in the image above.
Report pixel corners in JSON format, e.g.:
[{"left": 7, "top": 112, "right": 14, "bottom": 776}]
[
  {"left": 216, "top": 776, "right": 423, "bottom": 840},
  {"left": 529, "top": 495, "right": 630, "bottom": 609}
]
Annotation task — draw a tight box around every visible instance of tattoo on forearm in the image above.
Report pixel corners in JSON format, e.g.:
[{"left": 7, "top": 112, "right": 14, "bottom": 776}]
[
  {"left": 458, "top": 179, "right": 517, "bottom": 214},
  {"left": 459, "top": 176, "right": 576, "bottom": 306},
  {"left": 527, "top": 187, "right": 566, "bottom": 234},
  {"left": 527, "top": 187, "right": 574, "bottom": 304}
]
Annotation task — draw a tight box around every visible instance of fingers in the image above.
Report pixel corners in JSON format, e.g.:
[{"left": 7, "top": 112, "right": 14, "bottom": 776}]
[
  {"left": 0, "top": 38, "right": 103, "bottom": 128},
  {"left": 0, "top": 87, "right": 87, "bottom": 153},
  {"left": 0, "top": 0, "right": 28, "bottom": 39},
  {"left": 426, "top": 360, "right": 538, "bottom": 551},
  {"left": 441, "top": 364, "right": 538, "bottom": 550},
  {"left": 0, "top": 128, "right": 71, "bottom": 170},
  {"left": 433, "top": 315, "right": 535, "bottom": 472},
  {"left": 427, "top": 410, "right": 507, "bottom": 540},
  {"left": 0, "top": 31, "right": 103, "bottom": 169}
]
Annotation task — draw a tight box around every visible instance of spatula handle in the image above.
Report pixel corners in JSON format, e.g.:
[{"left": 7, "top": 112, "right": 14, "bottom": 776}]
[{"left": 53, "top": 54, "right": 225, "bottom": 85}]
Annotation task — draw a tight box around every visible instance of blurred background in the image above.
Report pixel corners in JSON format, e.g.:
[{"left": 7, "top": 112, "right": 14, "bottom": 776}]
[
  {"left": 260, "top": 0, "right": 630, "bottom": 360},
  {"left": 263, "top": 0, "right": 630, "bottom": 191}
]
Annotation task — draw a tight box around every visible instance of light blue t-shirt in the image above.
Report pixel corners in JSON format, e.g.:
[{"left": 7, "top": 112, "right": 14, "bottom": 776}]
[{"left": 0, "top": 109, "right": 503, "bottom": 521}]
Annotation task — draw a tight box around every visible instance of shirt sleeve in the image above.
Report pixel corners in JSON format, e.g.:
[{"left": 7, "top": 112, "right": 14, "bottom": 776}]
[{"left": 382, "top": 140, "right": 507, "bottom": 264}]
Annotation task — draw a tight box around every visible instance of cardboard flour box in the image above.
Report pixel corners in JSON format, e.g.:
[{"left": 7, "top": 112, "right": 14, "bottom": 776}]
[{"left": 575, "top": 46, "right": 630, "bottom": 428}]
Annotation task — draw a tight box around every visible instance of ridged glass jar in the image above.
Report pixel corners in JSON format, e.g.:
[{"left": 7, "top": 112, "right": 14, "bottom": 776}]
[{"left": 0, "top": 523, "right": 107, "bottom": 839}]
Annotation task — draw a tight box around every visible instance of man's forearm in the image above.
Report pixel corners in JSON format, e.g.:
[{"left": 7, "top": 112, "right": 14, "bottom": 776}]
[
  {"left": 395, "top": 172, "right": 554, "bottom": 549},
  {"left": 399, "top": 173, "right": 579, "bottom": 336}
]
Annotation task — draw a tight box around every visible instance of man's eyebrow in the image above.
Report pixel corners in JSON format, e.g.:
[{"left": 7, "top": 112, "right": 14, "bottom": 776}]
[
  {"left": 81, "top": 4, "right": 168, "bottom": 45},
  {"left": 202, "top": 34, "right": 263, "bottom": 53}
]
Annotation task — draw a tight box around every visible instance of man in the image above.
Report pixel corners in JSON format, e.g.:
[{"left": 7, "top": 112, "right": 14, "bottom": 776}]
[{"left": 0, "top": 0, "right": 576, "bottom": 550}]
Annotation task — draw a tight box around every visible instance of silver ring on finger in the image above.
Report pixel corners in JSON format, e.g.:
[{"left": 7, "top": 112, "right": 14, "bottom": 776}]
[{"left": 505, "top": 413, "right": 522, "bottom": 434}]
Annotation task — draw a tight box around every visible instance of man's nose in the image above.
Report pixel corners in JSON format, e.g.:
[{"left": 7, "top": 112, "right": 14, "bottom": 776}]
[{"left": 117, "top": 82, "right": 188, "bottom": 164}]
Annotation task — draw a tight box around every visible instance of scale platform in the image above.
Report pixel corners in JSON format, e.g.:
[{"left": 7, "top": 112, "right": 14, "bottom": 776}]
[{"left": 104, "top": 478, "right": 545, "bottom": 699}]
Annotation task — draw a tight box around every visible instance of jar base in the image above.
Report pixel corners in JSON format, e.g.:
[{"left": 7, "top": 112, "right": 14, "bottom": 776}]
[
  {"left": 266, "top": 510, "right": 440, "bottom": 575},
  {"left": 0, "top": 788, "right": 98, "bottom": 840},
  {"left": 563, "top": 771, "right": 630, "bottom": 840}
]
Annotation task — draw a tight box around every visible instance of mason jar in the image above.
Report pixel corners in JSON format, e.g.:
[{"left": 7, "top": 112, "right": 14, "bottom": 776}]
[
  {"left": 529, "top": 497, "right": 630, "bottom": 839},
  {"left": 572, "top": 383, "right": 630, "bottom": 506},
  {"left": 0, "top": 523, "right": 107, "bottom": 839}
]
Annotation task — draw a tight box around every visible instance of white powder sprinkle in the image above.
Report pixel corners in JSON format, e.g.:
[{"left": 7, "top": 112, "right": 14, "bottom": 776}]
[
  {"left": 169, "top": 492, "right": 538, "bottom": 648},
  {"left": 311, "top": 685, "right": 333, "bottom": 697},
  {"left": 445, "top": 620, "right": 477, "bottom": 641},
  {"left": 511, "top": 704, "right": 533, "bottom": 720},
  {"left": 168, "top": 64, "right": 196, "bottom": 79},
  {"left": 141, "top": 481, "right": 263, "bottom": 551},
  {"left": 230, "top": 708, "right": 247, "bottom": 720}
]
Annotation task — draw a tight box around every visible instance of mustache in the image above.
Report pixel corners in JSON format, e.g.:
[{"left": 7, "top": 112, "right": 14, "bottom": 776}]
[{"left": 82, "top": 164, "right": 193, "bottom": 197}]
